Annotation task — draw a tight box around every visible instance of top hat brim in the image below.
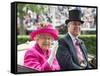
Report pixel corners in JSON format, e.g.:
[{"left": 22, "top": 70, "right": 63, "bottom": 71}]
[{"left": 65, "top": 19, "right": 84, "bottom": 25}]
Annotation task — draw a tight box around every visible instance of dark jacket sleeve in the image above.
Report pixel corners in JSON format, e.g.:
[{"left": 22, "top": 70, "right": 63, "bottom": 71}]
[{"left": 56, "top": 39, "right": 81, "bottom": 70}]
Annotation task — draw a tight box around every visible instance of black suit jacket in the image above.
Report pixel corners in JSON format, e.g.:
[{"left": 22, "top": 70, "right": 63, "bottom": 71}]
[{"left": 56, "top": 34, "right": 91, "bottom": 70}]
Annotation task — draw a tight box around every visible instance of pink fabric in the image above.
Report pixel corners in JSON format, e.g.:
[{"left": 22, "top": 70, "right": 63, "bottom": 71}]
[
  {"left": 74, "top": 39, "right": 84, "bottom": 63},
  {"left": 30, "top": 24, "right": 59, "bottom": 40},
  {"left": 24, "top": 43, "right": 60, "bottom": 71}
]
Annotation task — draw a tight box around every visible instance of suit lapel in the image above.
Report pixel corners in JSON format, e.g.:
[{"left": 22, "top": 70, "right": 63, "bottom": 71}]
[
  {"left": 79, "top": 40, "right": 88, "bottom": 63},
  {"left": 63, "top": 34, "right": 79, "bottom": 65}
]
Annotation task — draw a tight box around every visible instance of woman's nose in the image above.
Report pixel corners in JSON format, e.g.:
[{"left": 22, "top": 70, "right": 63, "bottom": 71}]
[{"left": 45, "top": 39, "right": 50, "bottom": 42}]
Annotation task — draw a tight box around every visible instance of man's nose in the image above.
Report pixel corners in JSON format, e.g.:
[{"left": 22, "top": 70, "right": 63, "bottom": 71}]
[{"left": 75, "top": 25, "right": 80, "bottom": 27}]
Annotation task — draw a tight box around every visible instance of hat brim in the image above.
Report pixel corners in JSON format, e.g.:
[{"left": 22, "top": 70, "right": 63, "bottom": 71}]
[
  {"left": 65, "top": 19, "right": 84, "bottom": 25},
  {"left": 30, "top": 28, "right": 58, "bottom": 40}
]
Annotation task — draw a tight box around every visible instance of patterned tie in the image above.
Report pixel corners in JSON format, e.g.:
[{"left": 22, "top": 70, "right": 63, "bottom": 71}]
[{"left": 74, "top": 39, "right": 84, "bottom": 64}]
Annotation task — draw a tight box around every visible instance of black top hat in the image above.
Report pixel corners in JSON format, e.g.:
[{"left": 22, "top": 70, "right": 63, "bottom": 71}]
[{"left": 65, "top": 9, "right": 84, "bottom": 24}]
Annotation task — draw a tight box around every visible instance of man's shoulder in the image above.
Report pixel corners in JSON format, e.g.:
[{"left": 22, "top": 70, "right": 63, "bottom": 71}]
[
  {"left": 58, "top": 35, "right": 69, "bottom": 46},
  {"left": 58, "top": 36, "right": 66, "bottom": 43},
  {"left": 59, "top": 34, "right": 70, "bottom": 42}
]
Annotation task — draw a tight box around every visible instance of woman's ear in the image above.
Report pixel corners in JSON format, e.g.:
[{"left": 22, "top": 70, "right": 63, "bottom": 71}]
[{"left": 34, "top": 35, "right": 39, "bottom": 41}]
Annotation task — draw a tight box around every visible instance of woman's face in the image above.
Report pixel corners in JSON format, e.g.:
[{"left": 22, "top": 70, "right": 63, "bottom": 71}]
[{"left": 36, "top": 33, "right": 53, "bottom": 51}]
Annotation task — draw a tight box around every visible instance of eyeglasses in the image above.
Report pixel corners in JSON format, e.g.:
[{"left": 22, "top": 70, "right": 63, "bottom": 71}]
[{"left": 38, "top": 35, "right": 53, "bottom": 40}]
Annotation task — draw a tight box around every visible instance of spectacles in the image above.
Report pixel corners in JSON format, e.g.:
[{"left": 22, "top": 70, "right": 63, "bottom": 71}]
[{"left": 38, "top": 35, "right": 53, "bottom": 40}]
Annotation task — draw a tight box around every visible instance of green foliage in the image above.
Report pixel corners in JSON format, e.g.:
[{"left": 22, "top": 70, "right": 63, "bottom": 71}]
[
  {"left": 25, "top": 4, "right": 46, "bottom": 14},
  {"left": 17, "top": 35, "right": 97, "bottom": 55},
  {"left": 17, "top": 35, "right": 30, "bottom": 44},
  {"left": 79, "top": 35, "right": 96, "bottom": 55},
  {"left": 17, "top": 3, "right": 48, "bottom": 35},
  {"left": 17, "top": 3, "right": 47, "bottom": 17},
  {"left": 17, "top": 3, "right": 26, "bottom": 18}
]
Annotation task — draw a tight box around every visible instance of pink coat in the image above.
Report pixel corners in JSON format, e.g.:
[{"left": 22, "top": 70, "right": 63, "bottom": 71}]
[{"left": 24, "top": 43, "right": 60, "bottom": 71}]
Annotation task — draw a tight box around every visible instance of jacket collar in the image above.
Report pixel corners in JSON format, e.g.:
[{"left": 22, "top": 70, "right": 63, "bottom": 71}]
[{"left": 34, "top": 43, "right": 50, "bottom": 56}]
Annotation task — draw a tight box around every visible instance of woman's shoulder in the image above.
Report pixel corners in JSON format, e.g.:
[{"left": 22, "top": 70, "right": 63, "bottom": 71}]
[{"left": 24, "top": 46, "right": 38, "bottom": 57}]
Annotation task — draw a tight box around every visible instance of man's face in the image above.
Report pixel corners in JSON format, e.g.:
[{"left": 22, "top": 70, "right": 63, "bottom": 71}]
[{"left": 68, "top": 21, "right": 82, "bottom": 37}]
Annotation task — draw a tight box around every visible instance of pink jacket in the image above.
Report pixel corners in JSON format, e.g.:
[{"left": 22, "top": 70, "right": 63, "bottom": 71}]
[{"left": 24, "top": 43, "right": 60, "bottom": 71}]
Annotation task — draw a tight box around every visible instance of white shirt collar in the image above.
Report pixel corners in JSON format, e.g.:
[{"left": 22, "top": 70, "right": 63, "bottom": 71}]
[{"left": 68, "top": 32, "right": 78, "bottom": 42}]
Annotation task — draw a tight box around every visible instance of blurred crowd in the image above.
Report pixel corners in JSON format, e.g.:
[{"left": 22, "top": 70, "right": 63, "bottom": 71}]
[{"left": 17, "top": 6, "right": 96, "bottom": 35}]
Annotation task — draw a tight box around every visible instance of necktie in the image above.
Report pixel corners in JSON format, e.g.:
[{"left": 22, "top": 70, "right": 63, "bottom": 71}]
[{"left": 74, "top": 39, "right": 84, "bottom": 64}]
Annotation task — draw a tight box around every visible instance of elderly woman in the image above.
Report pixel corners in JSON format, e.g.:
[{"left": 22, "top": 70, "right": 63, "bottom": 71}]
[{"left": 24, "top": 23, "right": 60, "bottom": 71}]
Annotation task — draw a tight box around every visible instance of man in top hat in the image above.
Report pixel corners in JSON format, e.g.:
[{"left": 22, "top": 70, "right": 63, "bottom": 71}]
[{"left": 56, "top": 9, "right": 91, "bottom": 70}]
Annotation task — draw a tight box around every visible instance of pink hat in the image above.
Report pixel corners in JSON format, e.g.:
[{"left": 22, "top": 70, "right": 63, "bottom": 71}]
[{"left": 30, "top": 23, "right": 59, "bottom": 40}]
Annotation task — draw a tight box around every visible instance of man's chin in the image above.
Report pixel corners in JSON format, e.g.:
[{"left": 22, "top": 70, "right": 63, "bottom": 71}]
[{"left": 73, "top": 33, "right": 79, "bottom": 37}]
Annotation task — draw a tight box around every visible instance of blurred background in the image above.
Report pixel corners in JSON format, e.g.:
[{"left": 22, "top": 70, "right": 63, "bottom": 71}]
[{"left": 17, "top": 3, "right": 97, "bottom": 56}]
